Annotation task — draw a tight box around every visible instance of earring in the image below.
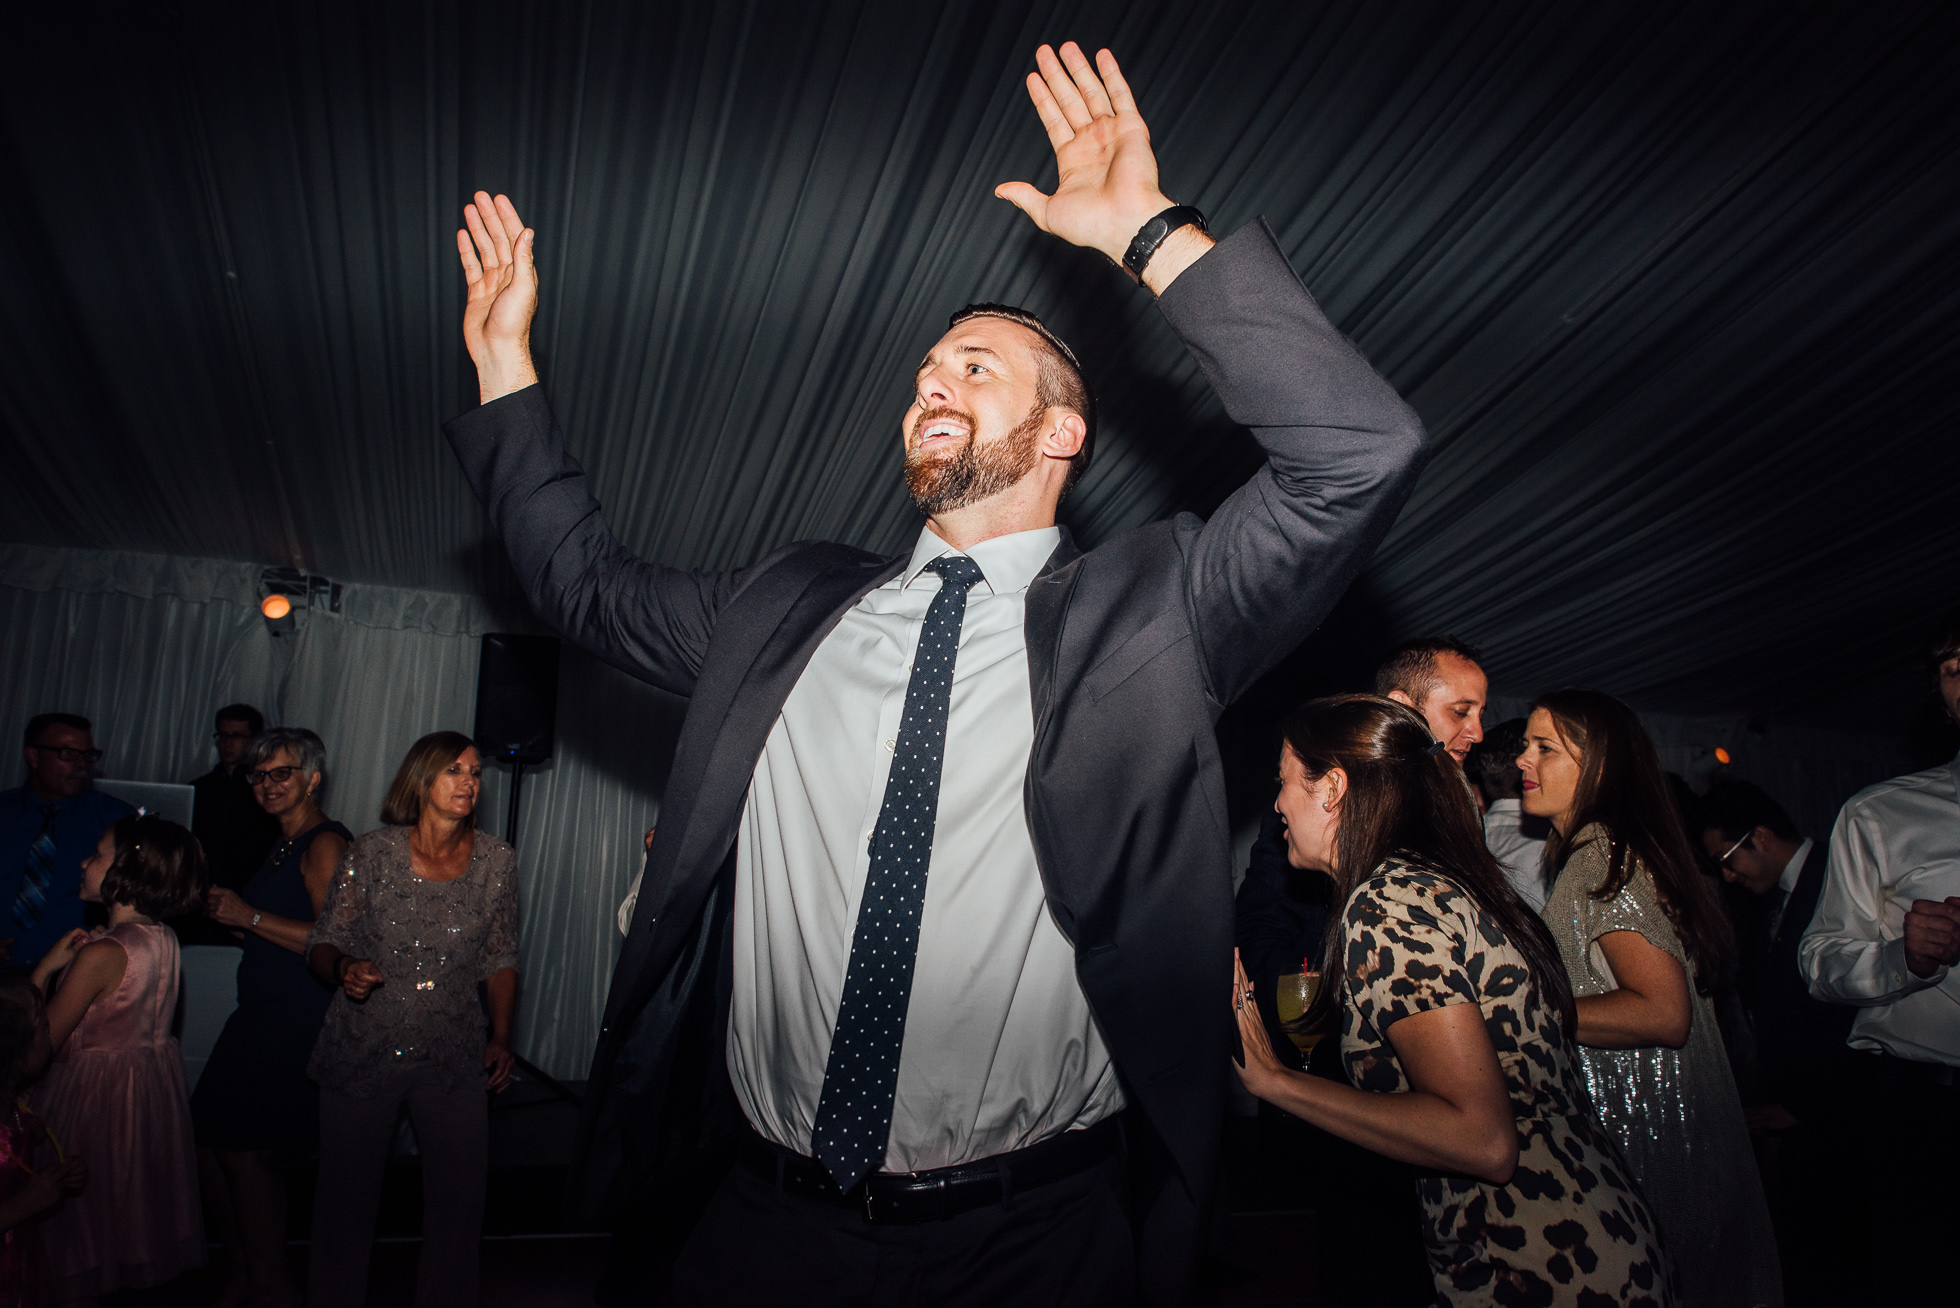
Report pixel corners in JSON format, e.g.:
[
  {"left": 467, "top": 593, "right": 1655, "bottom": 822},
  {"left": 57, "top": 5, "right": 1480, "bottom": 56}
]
[{"left": 1321, "top": 800, "right": 1331, "bottom": 811}]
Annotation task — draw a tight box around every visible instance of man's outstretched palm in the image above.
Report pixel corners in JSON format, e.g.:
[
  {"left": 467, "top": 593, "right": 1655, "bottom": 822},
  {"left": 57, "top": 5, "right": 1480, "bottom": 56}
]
[
  {"left": 996, "top": 44, "right": 1173, "bottom": 269},
  {"left": 457, "top": 191, "right": 540, "bottom": 401}
]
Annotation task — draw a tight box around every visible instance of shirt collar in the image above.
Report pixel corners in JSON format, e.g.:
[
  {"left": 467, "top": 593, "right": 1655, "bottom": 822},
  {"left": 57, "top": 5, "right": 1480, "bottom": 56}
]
[
  {"left": 1778, "top": 836, "right": 1814, "bottom": 897},
  {"left": 899, "top": 523, "right": 1061, "bottom": 595}
]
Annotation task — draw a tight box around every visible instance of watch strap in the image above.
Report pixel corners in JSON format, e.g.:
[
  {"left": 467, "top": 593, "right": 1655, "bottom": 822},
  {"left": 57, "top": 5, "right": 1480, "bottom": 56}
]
[{"left": 1121, "top": 205, "right": 1207, "bottom": 280}]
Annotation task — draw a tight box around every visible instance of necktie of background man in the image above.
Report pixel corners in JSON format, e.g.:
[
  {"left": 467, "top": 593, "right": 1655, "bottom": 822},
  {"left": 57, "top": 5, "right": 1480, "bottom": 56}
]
[
  {"left": 13, "top": 804, "right": 58, "bottom": 927},
  {"left": 811, "top": 554, "right": 986, "bottom": 1191}
]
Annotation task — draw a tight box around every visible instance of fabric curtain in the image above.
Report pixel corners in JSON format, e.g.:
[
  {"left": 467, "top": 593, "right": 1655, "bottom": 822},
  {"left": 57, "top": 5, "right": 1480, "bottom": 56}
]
[{"left": 0, "top": 543, "right": 681, "bottom": 1079}]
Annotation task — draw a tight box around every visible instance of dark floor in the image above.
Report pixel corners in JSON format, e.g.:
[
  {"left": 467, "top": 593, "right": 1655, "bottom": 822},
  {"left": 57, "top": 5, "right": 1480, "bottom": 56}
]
[{"left": 92, "top": 1076, "right": 1863, "bottom": 1308}]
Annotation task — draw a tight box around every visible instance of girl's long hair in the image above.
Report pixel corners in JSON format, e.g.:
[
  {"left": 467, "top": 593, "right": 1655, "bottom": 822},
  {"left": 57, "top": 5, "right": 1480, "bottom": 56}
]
[
  {"left": 1285, "top": 695, "right": 1576, "bottom": 1036},
  {"left": 1532, "top": 689, "right": 1734, "bottom": 994}
]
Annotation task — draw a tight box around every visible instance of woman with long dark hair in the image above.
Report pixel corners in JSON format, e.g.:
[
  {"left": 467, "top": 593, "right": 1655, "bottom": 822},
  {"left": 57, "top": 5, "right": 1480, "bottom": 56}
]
[
  {"left": 1233, "top": 695, "right": 1672, "bottom": 1307},
  {"left": 1522, "top": 689, "right": 1779, "bottom": 1308}
]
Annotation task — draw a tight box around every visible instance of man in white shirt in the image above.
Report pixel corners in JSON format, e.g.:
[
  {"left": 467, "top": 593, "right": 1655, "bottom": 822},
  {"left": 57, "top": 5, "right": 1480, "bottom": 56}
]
[
  {"left": 1374, "top": 636, "right": 1487, "bottom": 766},
  {"left": 446, "top": 43, "right": 1423, "bottom": 1307},
  {"left": 1799, "top": 607, "right": 1960, "bottom": 1300}
]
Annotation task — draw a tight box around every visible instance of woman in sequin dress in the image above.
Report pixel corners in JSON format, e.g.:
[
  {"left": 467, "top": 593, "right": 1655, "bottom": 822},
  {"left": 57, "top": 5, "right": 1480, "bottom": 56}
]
[
  {"left": 1234, "top": 696, "right": 1675, "bottom": 1307},
  {"left": 1522, "top": 691, "right": 1781, "bottom": 1308},
  {"left": 303, "top": 732, "right": 519, "bottom": 1308}
]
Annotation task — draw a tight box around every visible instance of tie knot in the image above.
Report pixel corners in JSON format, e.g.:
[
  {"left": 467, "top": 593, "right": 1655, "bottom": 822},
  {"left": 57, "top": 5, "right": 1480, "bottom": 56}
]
[{"left": 924, "top": 554, "right": 985, "bottom": 593}]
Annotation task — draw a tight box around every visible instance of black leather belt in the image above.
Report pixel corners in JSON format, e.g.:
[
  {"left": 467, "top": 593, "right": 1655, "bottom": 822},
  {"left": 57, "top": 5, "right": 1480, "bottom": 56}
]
[{"left": 738, "top": 1117, "right": 1121, "bottom": 1224}]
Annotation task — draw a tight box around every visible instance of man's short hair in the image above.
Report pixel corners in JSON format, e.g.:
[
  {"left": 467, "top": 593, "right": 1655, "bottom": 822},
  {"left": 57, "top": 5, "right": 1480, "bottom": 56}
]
[
  {"left": 1373, "top": 637, "right": 1484, "bottom": 704},
  {"left": 947, "top": 303, "right": 1096, "bottom": 498},
  {"left": 23, "top": 713, "right": 91, "bottom": 749},
  {"left": 1926, "top": 606, "right": 1960, "bottom": 669},
  {"left": 214, "top": 703, "right": 265, "bottom": 735},
  {"left": 1696, "top": 779, "right": 1800, "bottom": 843}
]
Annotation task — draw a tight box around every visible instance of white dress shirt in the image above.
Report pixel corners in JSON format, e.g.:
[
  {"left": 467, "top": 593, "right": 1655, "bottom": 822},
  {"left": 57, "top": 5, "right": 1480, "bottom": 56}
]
[
  {"left": 1800, "top": 754, "right": 1960, "bottom": 1065},
  {"left": 727, "top": 524, "right": 1125, "bottom": 1171},
  {"left": 1483, "top": 797, "right": 1549, "bottom": 912}
]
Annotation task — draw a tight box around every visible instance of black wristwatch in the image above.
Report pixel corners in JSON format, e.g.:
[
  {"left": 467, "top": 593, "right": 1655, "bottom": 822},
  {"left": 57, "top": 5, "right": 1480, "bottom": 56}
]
[{"left": 1122, "top": 205, "right": 1207, "bottom": 281}]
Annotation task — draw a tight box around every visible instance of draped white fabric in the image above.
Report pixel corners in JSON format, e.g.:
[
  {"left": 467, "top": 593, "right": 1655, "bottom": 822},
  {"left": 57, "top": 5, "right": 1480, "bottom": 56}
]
[{"left": 0, "top": 543, "right": 681, "bottom": 1079}]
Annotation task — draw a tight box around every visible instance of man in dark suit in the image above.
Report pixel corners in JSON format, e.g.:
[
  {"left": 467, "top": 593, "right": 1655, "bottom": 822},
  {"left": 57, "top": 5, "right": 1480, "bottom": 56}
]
[
  {"left": 446, "top": 43, "right": 1423, "bottom": 1306},
  {"left": 1697, "top": 780, "right": 1852, "bottom": 1117},
  {"left": 1697, "top": 779, "right": 1863, "bottom": 1302}
]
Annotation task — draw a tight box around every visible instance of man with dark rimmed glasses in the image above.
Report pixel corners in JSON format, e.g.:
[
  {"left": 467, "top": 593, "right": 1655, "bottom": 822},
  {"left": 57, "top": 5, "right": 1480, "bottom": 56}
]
[{"left": 0, "top": 712, "right": 133, "bottom": 970}]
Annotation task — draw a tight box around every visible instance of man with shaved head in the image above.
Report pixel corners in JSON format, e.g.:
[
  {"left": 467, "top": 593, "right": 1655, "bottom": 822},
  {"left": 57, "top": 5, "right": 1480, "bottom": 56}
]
[{"left": 445, "top": 43, "right": 1423, "bottom": 1305}]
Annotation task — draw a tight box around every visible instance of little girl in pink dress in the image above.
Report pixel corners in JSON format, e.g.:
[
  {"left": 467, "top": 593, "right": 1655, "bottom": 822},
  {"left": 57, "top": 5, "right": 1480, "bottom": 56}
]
[{"left": 32, "top": 816, "right": 205, "bottom": 1303}]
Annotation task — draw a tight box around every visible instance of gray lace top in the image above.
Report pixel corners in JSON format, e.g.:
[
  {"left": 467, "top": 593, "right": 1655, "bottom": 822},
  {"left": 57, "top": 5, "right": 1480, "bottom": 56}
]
[
  {"left": 306, "top": 826, "right": 520, "bottom": 1095},
  {"left": 1541, "top": 824, "right": 1781, "bottom": 1308}
]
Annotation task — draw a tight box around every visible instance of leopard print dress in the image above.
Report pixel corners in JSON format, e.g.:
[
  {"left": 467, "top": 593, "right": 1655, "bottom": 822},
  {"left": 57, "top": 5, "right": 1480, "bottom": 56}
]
[{"left": 1340, "top": 859, "right": 1676, "bottom": 1307}]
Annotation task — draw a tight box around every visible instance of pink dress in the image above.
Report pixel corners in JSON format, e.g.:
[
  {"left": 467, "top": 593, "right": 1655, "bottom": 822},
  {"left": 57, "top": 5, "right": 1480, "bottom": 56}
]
[{"left": 37, "top": 922, "right": 203, "bottom": 1299}]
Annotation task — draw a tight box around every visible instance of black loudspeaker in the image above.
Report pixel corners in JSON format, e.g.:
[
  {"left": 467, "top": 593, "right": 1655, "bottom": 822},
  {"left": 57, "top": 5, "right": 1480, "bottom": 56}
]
[{"left": 474, "top": 634, "right": 560, "bottom": 765}]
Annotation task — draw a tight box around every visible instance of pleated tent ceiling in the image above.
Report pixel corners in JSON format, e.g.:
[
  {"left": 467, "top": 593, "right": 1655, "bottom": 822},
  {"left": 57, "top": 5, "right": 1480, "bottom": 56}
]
[{"left": 3, "top": 0, "right": 1958, "bottom": 727}]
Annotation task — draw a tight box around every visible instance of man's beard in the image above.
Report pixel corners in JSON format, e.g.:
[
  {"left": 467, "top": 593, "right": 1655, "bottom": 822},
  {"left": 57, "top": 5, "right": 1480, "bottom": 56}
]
[{"left": 904, "top": 401, "right": 1045, "bottom": 515}]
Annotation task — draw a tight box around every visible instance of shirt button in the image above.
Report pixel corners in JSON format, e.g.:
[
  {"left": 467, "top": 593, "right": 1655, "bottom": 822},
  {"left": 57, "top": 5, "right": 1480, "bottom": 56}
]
[{"left": 883, "top": 740, "right": 896, "bottom": 753}]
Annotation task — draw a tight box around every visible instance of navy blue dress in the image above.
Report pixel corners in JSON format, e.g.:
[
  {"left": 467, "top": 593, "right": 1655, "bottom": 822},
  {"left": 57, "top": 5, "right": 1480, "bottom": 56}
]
[{"left": 190, "top": 819, "right": 351, "bottom": 1152}]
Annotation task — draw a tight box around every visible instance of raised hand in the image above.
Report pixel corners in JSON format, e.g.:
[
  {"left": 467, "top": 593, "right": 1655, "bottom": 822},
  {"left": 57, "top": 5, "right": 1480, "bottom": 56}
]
[
  {"left": 996, "top": 43, "right": 1212, "bottom": 293},
  {"left": 456, "top": 191, "right": 541, "bottom": 403}
]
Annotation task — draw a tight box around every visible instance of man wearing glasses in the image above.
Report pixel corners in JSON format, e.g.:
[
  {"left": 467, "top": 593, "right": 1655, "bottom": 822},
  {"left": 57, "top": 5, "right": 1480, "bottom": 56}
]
[
  {"left": 0, "top": 712, "right": 134, "bottom": 970},
  {"left": 190, "top": 703, "right": 280, "bottom": 896}
]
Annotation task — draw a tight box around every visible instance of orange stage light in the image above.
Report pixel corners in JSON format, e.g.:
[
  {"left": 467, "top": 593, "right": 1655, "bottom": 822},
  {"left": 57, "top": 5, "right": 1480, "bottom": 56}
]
[
  {"left": 261, "top": 594, "right": 292, "bottom": 620},
  {"left": 1713, "top": 747, "right": 1731, "bottom": 765}
]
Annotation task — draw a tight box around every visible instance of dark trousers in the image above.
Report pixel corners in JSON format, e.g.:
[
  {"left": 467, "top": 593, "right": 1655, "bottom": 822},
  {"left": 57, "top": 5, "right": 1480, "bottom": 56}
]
[
  {"left": 1856, "top": 1053, "right": 1960, "bottom": 1303},
  {"left": 308, "top": 1075, "right": 489, "bottom": 1308},
  {"left": 673, "top": 1155, "right": 1137, "bottom": 1307}
]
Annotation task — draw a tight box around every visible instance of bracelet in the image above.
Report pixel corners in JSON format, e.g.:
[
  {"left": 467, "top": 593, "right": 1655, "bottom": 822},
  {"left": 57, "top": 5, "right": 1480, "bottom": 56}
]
[
  {"left": 1121, "top": 205, "right": 1207, "bottom": 281},
  {"left": 250, "top": 911, "right": 263, "bottom": 929}
]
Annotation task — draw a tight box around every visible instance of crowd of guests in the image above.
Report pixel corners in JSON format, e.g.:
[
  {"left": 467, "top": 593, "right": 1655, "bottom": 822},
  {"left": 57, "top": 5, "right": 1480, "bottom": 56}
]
[
  {"left": 0, "top": 709, "right": 520, "bottom": 1307},
  {"left": 1235, "top": 614, "right": 1960, "bottom": 1306},
  {"left": 0, "top": 604, "right": 1953, "bottom": 1306}
]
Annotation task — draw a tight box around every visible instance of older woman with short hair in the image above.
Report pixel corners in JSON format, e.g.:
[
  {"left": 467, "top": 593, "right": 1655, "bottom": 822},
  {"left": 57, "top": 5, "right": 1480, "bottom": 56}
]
[
  {"left": 304, "top": 731, "right": 520, "bottom": 1308},
  {"left": 192, "top": 725, "right": 348, "bottom": 1308}
]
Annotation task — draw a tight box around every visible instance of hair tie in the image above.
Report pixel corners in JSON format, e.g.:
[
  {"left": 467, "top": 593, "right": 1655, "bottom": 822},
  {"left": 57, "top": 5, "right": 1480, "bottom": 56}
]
[{"left": 1425, "top": 740, "right": 1447, "bottom": 757}]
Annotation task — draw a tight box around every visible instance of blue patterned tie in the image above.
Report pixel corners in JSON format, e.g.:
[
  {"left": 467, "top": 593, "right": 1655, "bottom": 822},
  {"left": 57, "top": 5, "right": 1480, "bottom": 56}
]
[
  {"left": 811, "top": 554, "right": 985, "bottom": 1190},
  {"left": 13, "top": 805, "right": 58, "bottom": 928}
]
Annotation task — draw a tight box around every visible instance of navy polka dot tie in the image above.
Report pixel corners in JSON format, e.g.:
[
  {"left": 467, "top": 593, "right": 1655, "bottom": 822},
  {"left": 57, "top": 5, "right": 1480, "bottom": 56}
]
[{"left": 811, "top": 554, "right": 985, "bottom": 1190}]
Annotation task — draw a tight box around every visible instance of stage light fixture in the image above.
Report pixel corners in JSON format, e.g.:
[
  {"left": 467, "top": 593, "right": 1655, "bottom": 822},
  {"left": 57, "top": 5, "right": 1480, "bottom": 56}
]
[
  {"left": 1713, "top": 747, "right": 1731, "bottom": 765},
  {"left": 261, "top": 594, "right": 292, "bottom": 620},
  {"left": 258, "top": 566, "right": 341, "bottom": 636}
]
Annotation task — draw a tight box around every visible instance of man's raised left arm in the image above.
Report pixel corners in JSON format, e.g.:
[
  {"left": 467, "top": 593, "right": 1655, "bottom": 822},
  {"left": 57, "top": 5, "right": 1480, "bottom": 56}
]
[{"left": 1000, "top": 44, "right": 1425, "bottom": 707}]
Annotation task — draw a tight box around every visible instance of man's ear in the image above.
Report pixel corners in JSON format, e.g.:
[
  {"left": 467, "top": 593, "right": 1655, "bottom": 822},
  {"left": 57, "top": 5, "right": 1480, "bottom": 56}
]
[
  {"left": 1043, "top": 409, "right": 1086, "bottom": 461},
  {"left": 1753, "top": 824, "right": 1779, "bottom": 853},
  {"left": 1384, "top": 689, "right": 1417, "bottom": 710}
]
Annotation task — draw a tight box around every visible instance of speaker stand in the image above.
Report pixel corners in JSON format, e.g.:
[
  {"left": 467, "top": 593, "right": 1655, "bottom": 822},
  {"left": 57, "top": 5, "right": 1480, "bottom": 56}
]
[{"left": 501, "top": 748, "right": 525, "bottom": 846}]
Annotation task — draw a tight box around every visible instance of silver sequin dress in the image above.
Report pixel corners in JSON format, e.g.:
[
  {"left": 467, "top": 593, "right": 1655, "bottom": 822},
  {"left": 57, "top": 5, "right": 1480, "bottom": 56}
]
[
  {"left": 306, "top": 826, "right": 521, "bottom": 1095},
  {"left": 1541, "top": 825, "right": 1781, "bottom": 1308}
]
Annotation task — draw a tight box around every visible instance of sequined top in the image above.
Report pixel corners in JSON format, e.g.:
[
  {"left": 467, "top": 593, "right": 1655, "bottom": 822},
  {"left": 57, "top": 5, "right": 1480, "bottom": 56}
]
[
  {"left": 1541, "top": 825, "right": 1782, "bottom": 1308},
  {"left": 306, "top": 826, "right": 520, "bottom": 1095}
]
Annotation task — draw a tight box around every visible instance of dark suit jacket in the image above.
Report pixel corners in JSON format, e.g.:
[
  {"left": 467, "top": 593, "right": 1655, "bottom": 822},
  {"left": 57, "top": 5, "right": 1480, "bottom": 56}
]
[
  {"left": 1735, "top": 840, "right": 1855, "bottom": 1118},
  {"left": 444, "top": 221, "right": 1424, "bottom": 1296}
]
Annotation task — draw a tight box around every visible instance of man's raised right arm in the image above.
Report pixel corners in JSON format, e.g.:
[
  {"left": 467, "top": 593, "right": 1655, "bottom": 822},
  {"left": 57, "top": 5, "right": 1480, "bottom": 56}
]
[{"left": 445, "top": 192, "right": 721, "bottom": 696}]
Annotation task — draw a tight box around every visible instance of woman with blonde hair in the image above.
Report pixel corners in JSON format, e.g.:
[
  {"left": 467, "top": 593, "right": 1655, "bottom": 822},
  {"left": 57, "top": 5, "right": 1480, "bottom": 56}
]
[
  {"left": 1522, "top": 689, "right": 1779, "bottom": 1307},
  {"left": 304, "top": 731, "right": 520, "bottom": 1308}
]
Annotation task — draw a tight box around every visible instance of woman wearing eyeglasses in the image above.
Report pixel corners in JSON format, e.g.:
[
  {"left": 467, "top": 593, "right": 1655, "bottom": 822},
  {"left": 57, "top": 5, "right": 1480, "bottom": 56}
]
[
  {"left": 1521, "top": 691, "right": 1781, "bottom": 1308},
  {"left": 190, "top": 726, "right": 349, "bottom": 1308}
]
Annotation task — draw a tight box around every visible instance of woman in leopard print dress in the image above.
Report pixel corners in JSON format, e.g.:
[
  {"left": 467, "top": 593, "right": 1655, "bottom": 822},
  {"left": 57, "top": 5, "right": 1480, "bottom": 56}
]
[{"left": 1232, "top": 695, "right": 1674, "bottom": 1307}]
